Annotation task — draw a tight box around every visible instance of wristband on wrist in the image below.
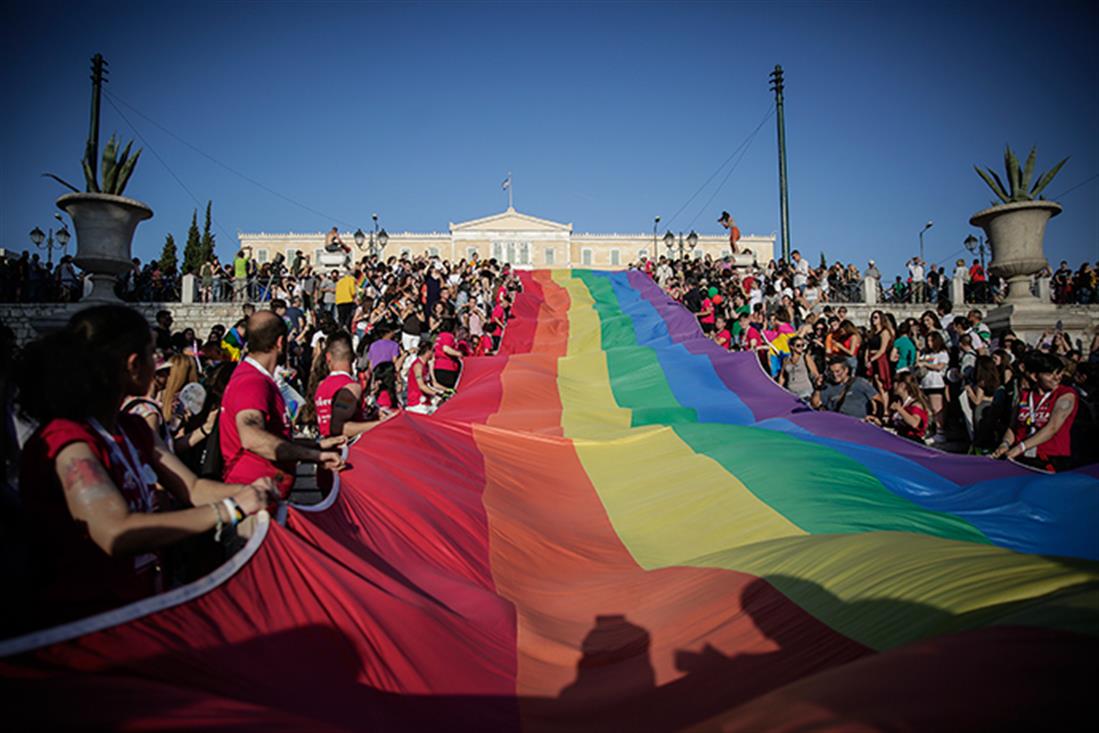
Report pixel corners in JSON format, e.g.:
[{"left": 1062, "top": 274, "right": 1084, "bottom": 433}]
[
  {"left": 212, "top": 503, "right": 225, "bottom": 541},
  {"left": 1018, "top": 440, "right": 1026, "bottom": 453},
  {"left": 221, "top": 498, "right": 241, "bottom": 526}
]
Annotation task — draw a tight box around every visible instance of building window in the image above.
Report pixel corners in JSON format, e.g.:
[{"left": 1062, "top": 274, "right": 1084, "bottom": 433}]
[
  {"left": 286, "top": 248, "right": 298, "bottom": 265},
  {"left": 257, "top": 248, "right": 269, "bottom": 264},
  {"left": 428, "top": 247, "right": 440, "bottom": 258},
  {"left": 518, "top": 242, "right": 530, "bottom": 265},
  {"left": 467, "top": 247, "right": 479, "bottom": 260},
  {"left": 638, "top": 248, "right": 648, "bottom": 260},
  {"left": 313, "top": 248, "right": 324, "bottom": 264},
  {"left": 581, "top": 248, "right": 593, "bottom": 266},
  {"left": 400, "top": 248, "right": 412, "bottom": 258},
  {"left": 545, "top": 247, "right": 556, "bottom": 266},
  {"left": 693, "top": 249, "right": 703, "bottom": 260},
  {"left": 610, "top": 249, "right": 621, "bottom": 267},
  {"left": 492, "top": 242, "right": 503, "bottom": 261}
]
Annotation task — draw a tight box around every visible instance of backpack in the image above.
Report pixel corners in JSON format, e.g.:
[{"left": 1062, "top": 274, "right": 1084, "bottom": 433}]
[{"left": 199, "top": 412, "right": 225, "bottom": 480}]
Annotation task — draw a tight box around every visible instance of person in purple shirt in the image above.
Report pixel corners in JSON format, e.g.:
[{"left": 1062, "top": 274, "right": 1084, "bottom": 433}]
[{"left": 366, "top": 321, "right": 402, "bottom": 372}]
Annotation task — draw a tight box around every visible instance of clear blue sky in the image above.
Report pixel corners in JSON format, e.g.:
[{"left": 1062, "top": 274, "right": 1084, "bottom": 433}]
[{"left": 3, "top": 1, "right": 1097, "bottom": 277}]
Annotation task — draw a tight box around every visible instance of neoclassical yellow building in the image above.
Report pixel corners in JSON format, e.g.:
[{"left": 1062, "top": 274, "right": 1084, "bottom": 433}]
[{"left": 238, "top": 207, "right": 775, "bottom": 270}]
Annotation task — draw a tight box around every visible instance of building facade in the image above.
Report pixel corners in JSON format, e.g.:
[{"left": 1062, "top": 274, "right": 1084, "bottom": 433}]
[{"left": 238, "top": 207, "right": 775, "bottom": 270}]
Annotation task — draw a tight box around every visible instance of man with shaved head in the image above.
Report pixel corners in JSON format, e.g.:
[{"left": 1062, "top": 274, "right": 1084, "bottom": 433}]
[
  {"left": 220, "top": 310, "right": 345, "bottom": 499},
  {"left": 314, "top": 331, "right": 394, "bottom": 439}
]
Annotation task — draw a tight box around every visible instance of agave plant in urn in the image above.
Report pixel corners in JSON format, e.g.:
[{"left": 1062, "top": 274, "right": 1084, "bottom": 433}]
[
  {"left": 46, "top": 56, "right": 152, "bottom": 303},
  {"left": 970, "top": 146, "right": 1067, "bottom": 304}
]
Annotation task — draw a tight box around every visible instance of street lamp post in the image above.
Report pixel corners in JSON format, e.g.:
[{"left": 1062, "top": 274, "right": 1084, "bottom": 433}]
[
  {"left": 663, "top": 230, "right": 698, "bottom": 261},
  {"left": 365, "top": 213, "right": 389, "bottom": 258},
  {"left": 29, "top": 218, "right": 71, "bottom": 267},
  {"left": 919, "top": 220, "right": 933, "bottom": 262},
  {"left": 653, "top": 216, "right": 660, "bottom": 255}
]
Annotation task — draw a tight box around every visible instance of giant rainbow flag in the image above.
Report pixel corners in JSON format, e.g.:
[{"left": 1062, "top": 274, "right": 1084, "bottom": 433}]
[{"left": 2, "top": 269, "right": 1098, "bottom": 731}]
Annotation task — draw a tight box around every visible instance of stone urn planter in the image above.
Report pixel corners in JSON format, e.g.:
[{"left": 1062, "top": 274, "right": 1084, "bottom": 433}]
[
  {"left": 57, "top": 192, "right": 153, "bottom": 303},
  {"left": 969, "top": 200, "right": 1061, "bottom": 304}
]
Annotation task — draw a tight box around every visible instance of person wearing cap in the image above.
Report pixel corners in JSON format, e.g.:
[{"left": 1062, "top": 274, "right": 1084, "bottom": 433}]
[
  {"left": 866, "top": 260, "right": 881, "bottom": 280},
  {"left": 718, "top": 211, "right": 741, "bottom": 254}
]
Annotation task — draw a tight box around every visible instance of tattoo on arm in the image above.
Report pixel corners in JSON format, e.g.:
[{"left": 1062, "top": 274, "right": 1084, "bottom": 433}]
[{"left": 59, "top": 454, "right": 126, "bottom": 518}]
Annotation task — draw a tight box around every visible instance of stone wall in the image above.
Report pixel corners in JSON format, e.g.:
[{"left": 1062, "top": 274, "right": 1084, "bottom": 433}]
[
  {"left": 2, "top": 299, "right": 1095, "bottom": 348},
  {"left": 0, "top": 302, "right": 258, "bottom": 346}
]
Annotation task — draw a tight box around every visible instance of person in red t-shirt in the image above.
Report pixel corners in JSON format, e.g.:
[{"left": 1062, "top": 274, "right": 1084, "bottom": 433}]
[
  {"left": 867, "top": 372, "right": 930, "bottom": 442},
  {"left": 220, "top": 311, "right": 346, "bottom": 498},
  {"left": 475, "top": 322, "right": 498, "bottom": 356},
  {"left": 13, "top": 305, "right": 279, "bottom": 633},
  {"left": 433, "top": 319, "right": 464, "bottom": 389},
  {"left": 992, "top": 353, "right": 1078, "bottom": 472},
  {"left": 713, "top": 316, "right": 732, "bottom": 350}
]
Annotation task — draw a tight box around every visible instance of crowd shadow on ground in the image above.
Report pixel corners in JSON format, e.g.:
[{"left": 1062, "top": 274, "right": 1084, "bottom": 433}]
[{"left": 4, "top": 575, "right": 1096, "bottom": 732}]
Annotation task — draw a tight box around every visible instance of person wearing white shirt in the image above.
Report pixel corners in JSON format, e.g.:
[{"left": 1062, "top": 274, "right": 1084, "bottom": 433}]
[
  {"left": 792, "top": 250, "right": 810, "bottom": 292},
  {"left": 908, "top": 258, "right": 927, "bottom": 303}
]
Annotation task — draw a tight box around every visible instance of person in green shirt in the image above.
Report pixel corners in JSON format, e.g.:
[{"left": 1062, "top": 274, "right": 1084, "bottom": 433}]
[
  {"left": 893, "top": 319, "right": 919, "bottom": 373},
  {"left": 233, "top": 247, "right": 251, "bottom": 302}
]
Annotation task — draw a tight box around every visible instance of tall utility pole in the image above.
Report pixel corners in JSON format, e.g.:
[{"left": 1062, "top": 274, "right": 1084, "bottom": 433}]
[
  {"left": 87, "top": 53, "right": 108, "bottom": 187},
  {"left": 769, "top": 65, "right": 791, "bottom": 262}
]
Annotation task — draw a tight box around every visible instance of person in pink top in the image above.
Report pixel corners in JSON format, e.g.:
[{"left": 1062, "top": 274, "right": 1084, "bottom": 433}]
[
  {"left": 220, "top": 311, "right": 345, "bottom": 498},
  {"left": 433, "top": 319, "right": 464, "bottom": 389}
]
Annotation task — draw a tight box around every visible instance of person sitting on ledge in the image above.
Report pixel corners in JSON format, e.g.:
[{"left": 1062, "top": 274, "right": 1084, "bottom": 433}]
[
  {"left": 811, "top": 356, "right": 878, "bottom": 420},
  {"left": 12, "top": 305, "right": 280, "bottom": 633}
]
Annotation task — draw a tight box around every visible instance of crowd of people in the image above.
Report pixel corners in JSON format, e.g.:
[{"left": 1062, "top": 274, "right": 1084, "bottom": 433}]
[
  {"left": 1, "top": 237, "right": 1095, "bottom": 636},
  {"left": 636, "top": 251, "right": 1098, "bottom": 471},
  {"left": 0, "top": 252, "right": 522, "bottom": 634}
]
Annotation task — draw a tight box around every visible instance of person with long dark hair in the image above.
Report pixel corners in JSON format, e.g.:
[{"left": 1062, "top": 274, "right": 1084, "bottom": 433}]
[
  {"left": 13, "top": 305, "right": 279, "bottom": 631},
  {"left": 992, "top": 353, "right": 1079, "bottom": 472}
]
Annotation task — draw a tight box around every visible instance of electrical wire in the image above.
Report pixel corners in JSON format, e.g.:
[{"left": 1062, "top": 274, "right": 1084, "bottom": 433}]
[
  {"left": 662, "top": 104, "right": 775, "bottom": 233},
  {"left": 1049, "top": 173, "right": 1099, "bottom": 201},
  {"left": 103, "top": 93, "right": 237, "bottom": 244},
  {"left": 104, "top": 90, "right": 357, "bottom": 229},
  {"left": 687, "top": 110, "right": 771, "bottom": 229}
]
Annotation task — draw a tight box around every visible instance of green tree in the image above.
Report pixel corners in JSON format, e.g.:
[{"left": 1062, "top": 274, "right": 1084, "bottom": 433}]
[
  {"left": 200, "top": 200, "right": 216, "bottom": 262},
  {"left": 159, "top": 233, "right": 178, "bottom": 274},
  {"left": 182, "top": 209, "right": 203, "bottom": 274}
]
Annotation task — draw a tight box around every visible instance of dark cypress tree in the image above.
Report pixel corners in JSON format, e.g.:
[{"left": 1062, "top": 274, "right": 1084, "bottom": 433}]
[
  {"left": 200, "top": 200, "right": 216, "bottom": 262},
  {"left": 159, "top": 233, "right": 178, "bottom": 274},
  {"left": 182, "top": 209, "right": 203, "bottom": 274}
]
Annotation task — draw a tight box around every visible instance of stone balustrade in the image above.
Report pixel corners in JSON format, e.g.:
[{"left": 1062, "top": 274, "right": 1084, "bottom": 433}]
[{"left": 0, "top": 302, "right": 252, "bottom": 346}]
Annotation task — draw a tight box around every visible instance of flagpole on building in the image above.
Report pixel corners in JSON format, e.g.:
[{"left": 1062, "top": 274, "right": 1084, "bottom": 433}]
[{"left": 507, "top": 172, "right": 513, "bottom": 209}]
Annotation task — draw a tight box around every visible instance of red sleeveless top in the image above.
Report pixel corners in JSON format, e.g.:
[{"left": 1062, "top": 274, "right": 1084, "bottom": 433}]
[
  {"left": 1014, "top": 385, "right": 1077, "bottom": 458},
  {"left": 314, "top": 371, "right": 359, "bottom": 437},
  {"left": 407, "top": 358, "right": 428, "bottom": 407}
]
